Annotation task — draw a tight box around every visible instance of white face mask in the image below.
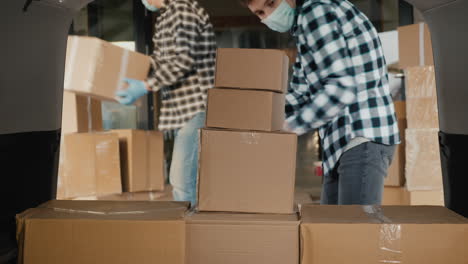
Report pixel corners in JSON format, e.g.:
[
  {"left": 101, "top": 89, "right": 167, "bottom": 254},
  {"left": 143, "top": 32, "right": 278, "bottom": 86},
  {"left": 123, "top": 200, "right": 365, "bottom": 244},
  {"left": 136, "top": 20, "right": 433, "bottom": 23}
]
[
  {"left": 141, "top": 0, "right": 159, "bottom": 12},
  {"left": 261, "top": 0, "right": 296, "bottom": 33}
]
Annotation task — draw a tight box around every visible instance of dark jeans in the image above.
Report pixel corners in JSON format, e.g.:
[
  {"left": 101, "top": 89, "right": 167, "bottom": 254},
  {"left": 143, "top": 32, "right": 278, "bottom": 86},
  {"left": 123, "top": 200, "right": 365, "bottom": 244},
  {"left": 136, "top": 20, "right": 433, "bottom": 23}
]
[{"left": 321, "top": 142, "right": 396, "bottom": 205}]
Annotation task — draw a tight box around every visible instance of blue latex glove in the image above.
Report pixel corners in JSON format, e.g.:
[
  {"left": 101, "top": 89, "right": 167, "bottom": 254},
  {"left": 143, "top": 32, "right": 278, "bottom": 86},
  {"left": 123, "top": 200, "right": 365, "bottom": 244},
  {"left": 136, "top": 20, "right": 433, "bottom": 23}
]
[{"left": 116, "top": 78, "right": 149, "bottom": 105}]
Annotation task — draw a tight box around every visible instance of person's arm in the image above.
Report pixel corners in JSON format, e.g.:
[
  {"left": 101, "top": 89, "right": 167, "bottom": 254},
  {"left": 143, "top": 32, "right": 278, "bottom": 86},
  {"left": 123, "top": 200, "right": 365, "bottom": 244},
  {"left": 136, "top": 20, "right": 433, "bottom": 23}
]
[
  {"left": 286, "top": 3, "right": 357, "bottom": 135},
  {"left": 146, "top": 4, "right": 199, "bottom": 90}
]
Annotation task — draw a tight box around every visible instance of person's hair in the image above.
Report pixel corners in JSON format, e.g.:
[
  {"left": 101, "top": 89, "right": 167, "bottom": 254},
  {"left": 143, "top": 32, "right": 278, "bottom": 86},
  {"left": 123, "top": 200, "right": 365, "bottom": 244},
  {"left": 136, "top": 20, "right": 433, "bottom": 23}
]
[{"left": 239, "top": 0, "right": 253, "bottom": 6}]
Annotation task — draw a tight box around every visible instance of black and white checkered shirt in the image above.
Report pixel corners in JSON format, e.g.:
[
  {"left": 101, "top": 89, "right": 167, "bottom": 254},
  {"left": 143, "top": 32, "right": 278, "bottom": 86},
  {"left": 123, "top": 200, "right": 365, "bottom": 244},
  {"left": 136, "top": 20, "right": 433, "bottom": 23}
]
[
  {"left": 286, "top": 0, "right": 400, "bottom": 177},
  {"left": 147, "top": 0, "right": 216, "bottom": 131}
]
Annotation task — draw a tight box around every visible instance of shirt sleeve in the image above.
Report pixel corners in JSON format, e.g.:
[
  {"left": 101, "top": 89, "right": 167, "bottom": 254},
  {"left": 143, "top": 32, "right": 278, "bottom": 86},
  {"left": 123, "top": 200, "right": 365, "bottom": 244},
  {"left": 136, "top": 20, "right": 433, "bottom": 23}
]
[
  {"left": 147, "top": 5, "right": 198, "bottom": 91},
  {"left": 286, "top": 3, "right": 357, "bottom": 135}
]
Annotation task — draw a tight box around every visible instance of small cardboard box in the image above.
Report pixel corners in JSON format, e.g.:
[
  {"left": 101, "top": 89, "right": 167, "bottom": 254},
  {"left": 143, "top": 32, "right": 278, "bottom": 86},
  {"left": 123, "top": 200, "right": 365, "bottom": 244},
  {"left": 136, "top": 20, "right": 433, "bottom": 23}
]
[
  {"left": 62, "top": 91, "right": 103, "bottom": 134},
  {"left": 198, "top": 128, "right": 297, "bottom": 214},
  {"left": 300, "top": 205, "right": 468, "bottom": 264},
  {"left": 16, "top": 201, "right": 189, "bottom": 264},
  {"left": 398, "top": 23, "right": 434, "bottom": 69},
  {"left": 406, "top": 129, "right": 443, "bottom": 191},
  {"left": 113, "top": 130, "right": 165, "bottom": 193},
  {"left": 186, "top": 212, "right": 299, "bottom": 264},
  {"left": 57, "top": 133, "right": 122, "bottom": 199},
  {"left": 64, "top": 36, "right": 151, "bottom": 101},
  {"left": 215, "top": 48, "right": 289, "bottom": 93},
  {"left": 206, "top": 88, "right": 285, "bottom": 131}
]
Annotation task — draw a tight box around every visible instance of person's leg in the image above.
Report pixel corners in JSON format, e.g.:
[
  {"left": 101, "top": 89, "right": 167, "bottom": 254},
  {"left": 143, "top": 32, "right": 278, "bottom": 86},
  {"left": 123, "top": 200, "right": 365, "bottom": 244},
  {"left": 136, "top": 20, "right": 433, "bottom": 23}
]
[
  {"left": 169, "top": 112, "right": 206, "bottom": 207},
  {"left": 320, "top": 163, "right": 340, "bottom": 205},
  {"left": 337, "top": 142, "right": 395, "bottom": 205}
]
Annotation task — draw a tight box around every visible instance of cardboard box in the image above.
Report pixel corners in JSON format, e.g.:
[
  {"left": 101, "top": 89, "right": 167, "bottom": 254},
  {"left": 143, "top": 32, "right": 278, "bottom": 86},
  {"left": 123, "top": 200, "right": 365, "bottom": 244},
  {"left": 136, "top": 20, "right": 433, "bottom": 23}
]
[
  {"left": 206, "top": 88, "right": 285, "bottom": 131},
  {"left": 16, "top": 200, "right": 188, "bottom": 264},
  {"left": 405, "top": 66, "right": 439, "bottom": 129},
  {"left": 62, "top": 91, "right": 103, "bottom": 134},
  {"left": 198, "top": 128, "right": 297, "bottom": 214},
  {"left": 406, "top": 97, "right": 439, "bottom": 129},
  {"left": 398, "top": 23, "right": 434, "bottom": 69},
  {"left": 385, "top": 101, "right": 407, "bottom": 187},
  {"left": 406, "top": 129, "right": 443, "bottom": 191},
  {"left": 383, "top": 187, "right": 445, "bottom": 206},
  {"left": 405, "top": 66, "right": 437, "bottom": 98},
  {"left": 113, "top": 130, "right": 165, "bottom": 193},
  {"left": 57, "top": 133, "right": 122, "bottom": 199},
  {"left": 300, "top": 205, "right": 468, "bottom": 264},
  {"left": 64, "top": 36, "right": 151, "bottom": 101},
  {"left": 215, "top": 48, "right": 289, "bottom": 93},
  {"left": 383, "top": 187, "right": 409, "bottom": 205},
  {"left": 409, "top": 190, "right": 445, "bottom": 206},
  {"left": 186, "top": 212, "right": 299, "bottom": 264}
]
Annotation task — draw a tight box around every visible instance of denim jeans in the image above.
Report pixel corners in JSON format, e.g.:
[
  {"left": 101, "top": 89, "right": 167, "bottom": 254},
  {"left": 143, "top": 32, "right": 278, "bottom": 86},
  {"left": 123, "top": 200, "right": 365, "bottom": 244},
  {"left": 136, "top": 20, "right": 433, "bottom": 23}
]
[
  {"left": 321, "top": 141, "right": 396, "bottom": 205},
  {"left": 169, "top": 112, "right": 206, "bottom": 207}
]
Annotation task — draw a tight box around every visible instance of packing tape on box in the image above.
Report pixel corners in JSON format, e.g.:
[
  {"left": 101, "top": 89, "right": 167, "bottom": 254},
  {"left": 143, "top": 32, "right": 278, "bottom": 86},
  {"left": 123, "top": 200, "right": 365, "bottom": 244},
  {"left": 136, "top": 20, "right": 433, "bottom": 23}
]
[
  {"left": 363, "top": 206, "right": 402, "bottom": 264},
  {"left": 419, "top": 23, "right": 425, "bottom": 66},
  {"left": 46, "top": 206, "right": 188, "bottom": 216},
  {"left": 116, "top": 49, "right": 130, "bottom": 91}
]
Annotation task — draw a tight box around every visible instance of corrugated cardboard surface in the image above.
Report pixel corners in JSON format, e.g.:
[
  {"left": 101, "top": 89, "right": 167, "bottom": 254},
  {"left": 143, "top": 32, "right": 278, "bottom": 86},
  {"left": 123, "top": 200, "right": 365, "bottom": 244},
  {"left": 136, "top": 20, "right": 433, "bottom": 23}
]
[
  {"left": 65, "top": 36, "right": 151, "bottom": 101},
  {"left": 206, "top": 88, "right": 285, "bottom": 131},
  {"left": 114, "top": 130, "right": 165, "bottom": 193},
  {"left": 383, "top": 187, "right": 445, "bottom": 206},
  {"left": 186, "top": 212, "right": 299, "bottom": 264},
  {"left": 383, "top": 187, "right": 409, "bottom": 205},
  {"left": 62, "top": 91, "right": 102, "bottom": 134},
  {"left": 398, "top": 23, "right": 434, "bottom": 69},
  {"left": 214, "top": 48, "right": 289, "bottom": 93},
  {"left": 57, "top": 133, "right": 122, "bottom": 199},
  {"left": 405, "top": 129, "right": 443, "bottom": 191},
  {"left": 385, "top": 101, "right": 406, "bottom": 187},
  {"left": 17, "top": 201, "right": 188, "bottom": 264},
  {"left": 301, "top": 205, "right": 468, "bottom": 264},
  {"left": 198, "top": 128, "right": 297, "bottom": 214},
  {"left": 405, "top": 66, "right": 439, "bottom": 129}
]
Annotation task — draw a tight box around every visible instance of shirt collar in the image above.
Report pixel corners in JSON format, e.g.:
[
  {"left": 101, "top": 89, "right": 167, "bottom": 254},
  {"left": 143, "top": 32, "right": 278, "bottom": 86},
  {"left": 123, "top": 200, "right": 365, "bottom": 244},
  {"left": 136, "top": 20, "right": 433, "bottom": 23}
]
[{"left": 291, "top": 0, "right": 304, "bottom": 36}]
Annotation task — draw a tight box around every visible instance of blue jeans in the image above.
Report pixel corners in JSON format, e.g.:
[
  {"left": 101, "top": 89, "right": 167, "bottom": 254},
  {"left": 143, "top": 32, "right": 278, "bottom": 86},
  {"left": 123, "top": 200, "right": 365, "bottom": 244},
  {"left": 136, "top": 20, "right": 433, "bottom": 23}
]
[
  {"left": 169, "top": 112, "right": 206, "bottom": 207},
  {"left": 321, "top": 142, "right": 396, "bottom": 205}
]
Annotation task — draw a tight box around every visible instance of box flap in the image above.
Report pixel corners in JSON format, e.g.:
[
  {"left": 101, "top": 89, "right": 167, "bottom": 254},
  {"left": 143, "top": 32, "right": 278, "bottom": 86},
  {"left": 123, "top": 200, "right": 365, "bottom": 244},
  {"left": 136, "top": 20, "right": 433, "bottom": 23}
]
[{"left": 18, "top": 200, "right": 190, "bottom": 221}]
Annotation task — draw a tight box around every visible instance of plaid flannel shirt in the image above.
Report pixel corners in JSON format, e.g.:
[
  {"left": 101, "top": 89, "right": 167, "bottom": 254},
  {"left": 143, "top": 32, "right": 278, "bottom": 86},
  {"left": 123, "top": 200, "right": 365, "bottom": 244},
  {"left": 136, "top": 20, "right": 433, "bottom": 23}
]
[
  {"left": 286, "top": 0, "right": 400, "bottom": 177},
  {"left": 147, "top": 0, "right": 216, "bottom": 131}
]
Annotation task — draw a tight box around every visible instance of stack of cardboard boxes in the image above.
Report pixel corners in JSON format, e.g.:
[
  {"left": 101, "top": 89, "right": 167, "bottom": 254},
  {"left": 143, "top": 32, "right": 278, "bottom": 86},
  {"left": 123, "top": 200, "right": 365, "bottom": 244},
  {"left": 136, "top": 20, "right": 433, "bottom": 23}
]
[
  {"left": 383, "top": 23, "right": 444, "bottom": 206},
  {"left": 58, "top": 36, "right": 166, "bottom": 201},
  {"left": 15, "top": 46, "right": 468, "bottom": 264},
  {"left": 187, "top": 48, "right": 300, "bottom": 264}
]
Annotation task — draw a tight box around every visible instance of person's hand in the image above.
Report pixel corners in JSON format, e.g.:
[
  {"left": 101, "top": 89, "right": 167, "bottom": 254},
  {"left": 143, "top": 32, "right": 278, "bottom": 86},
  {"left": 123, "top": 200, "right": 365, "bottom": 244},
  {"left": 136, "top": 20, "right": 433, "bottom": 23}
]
[{"left": 116, "top": 78, "right": 149, "bottom": 105}]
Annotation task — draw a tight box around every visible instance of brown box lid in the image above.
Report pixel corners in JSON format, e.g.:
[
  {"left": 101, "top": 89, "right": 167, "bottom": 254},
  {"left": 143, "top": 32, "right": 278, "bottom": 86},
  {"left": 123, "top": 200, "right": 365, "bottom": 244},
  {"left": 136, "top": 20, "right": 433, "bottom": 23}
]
[{"left": 215, "top": 48, "right": 289, "bottom": 93}]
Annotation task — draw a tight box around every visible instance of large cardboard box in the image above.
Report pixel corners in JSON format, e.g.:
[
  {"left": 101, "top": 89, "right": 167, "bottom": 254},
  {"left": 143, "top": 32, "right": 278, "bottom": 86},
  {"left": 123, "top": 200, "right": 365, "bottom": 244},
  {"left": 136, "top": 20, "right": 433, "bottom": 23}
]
[
  {"left": 198, "top": 128, "right": 297, "bottom": 214},
  {"left": 62, "top": 91, "right": 103, "bottom": 134},
  {"left": 64, "top": 36, "right": 151, "bottom": 101},
  {"left": 57, "top": 133, "right": 122, "bottom": 199},
  {"left": 385, "top": 101, "right": 407, "bottom": 187},
  {"left": 398, "top": 23, "right": 434, "bottom": 69},
  {"left": 406, "top": 129, "right": 443, "bottom": 191},
  {"left": 206, "top": 88, "right": 285, "bottom": 131},
  {"left": 113, "top": 130, "right": 165, "bottom": 193},
  {"left": 215, "top": 48, "right": 289, "bottom": 93},
  {"left": 300, "top": 205, "right": 468, "bottom": 264},
  {"left": 16, "top": 201, "right": 188, "bottom": 264},
  {"left": 186, "top": 212, "right": 299, "bottom": 264}
]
